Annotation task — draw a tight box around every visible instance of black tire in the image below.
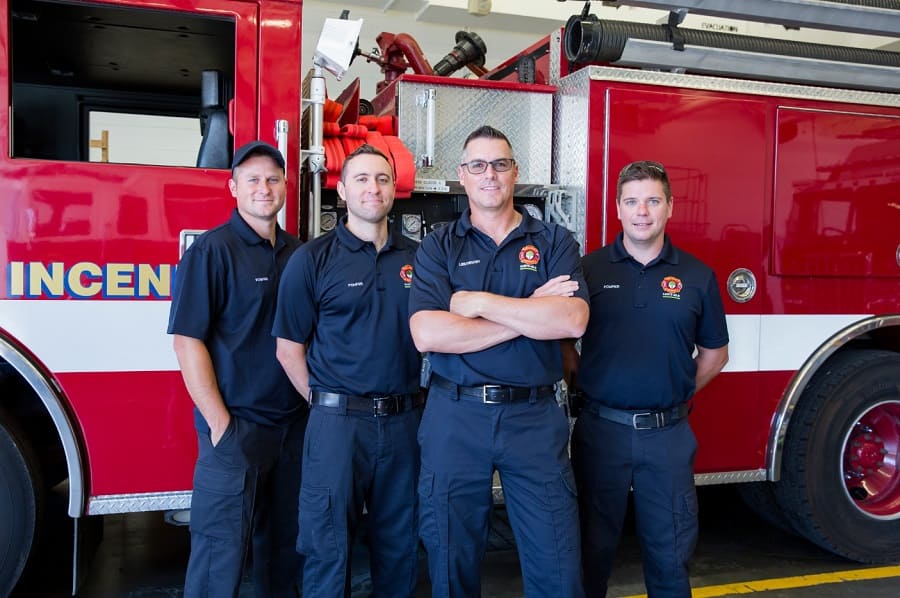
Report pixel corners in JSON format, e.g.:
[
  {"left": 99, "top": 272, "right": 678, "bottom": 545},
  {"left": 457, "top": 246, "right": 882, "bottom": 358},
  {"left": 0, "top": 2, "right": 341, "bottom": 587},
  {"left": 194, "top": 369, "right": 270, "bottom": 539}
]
[
  {"left": 773, "top": 349, "right": 900, "bottom": 563},
  {"left": 0, "top": 408, "right": 41, "bottom": 596}
]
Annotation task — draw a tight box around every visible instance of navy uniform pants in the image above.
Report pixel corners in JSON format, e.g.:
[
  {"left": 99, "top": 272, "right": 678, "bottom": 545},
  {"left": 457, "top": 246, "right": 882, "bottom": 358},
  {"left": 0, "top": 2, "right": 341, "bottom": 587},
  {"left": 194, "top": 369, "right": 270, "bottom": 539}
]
[
  {"left": 571, "top": 412, "right": 698, "bottom": 598},
  {"left": 298, "top": 403, "right": 422, "bottom": 598},
  {"left": 185, "top": 412, "right": 307, "bottom": 598},
  {"left": 418, "top": 386, "right": 584, "bottom": 598}
]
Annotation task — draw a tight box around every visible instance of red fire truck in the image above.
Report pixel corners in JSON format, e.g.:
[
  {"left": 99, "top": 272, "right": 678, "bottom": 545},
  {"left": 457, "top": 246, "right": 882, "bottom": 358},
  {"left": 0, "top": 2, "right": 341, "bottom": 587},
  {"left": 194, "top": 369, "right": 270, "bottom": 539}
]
[{"left": 0, "top": 0, "right": 898, "bottom": 592}]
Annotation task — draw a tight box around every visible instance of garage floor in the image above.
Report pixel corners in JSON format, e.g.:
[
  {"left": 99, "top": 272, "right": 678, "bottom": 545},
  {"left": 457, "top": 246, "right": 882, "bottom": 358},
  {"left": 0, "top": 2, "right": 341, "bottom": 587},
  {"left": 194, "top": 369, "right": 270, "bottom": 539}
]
[{"left": 11, "top": 486, "right": 900, "bottom": 597}]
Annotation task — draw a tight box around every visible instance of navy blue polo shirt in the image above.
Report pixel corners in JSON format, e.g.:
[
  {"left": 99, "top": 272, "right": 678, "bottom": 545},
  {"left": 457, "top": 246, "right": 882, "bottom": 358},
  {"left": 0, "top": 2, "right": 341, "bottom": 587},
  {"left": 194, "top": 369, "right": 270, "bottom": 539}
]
[
  {"left": 579, "top": 233, "right": 729, "bottom": 410},
  {"left": 272, "top": 217, "right": 421, "bottom": 396},
  {"left": 409, "top": 208, "right": 588, "bottom": 387},
  {"left": 168, "top": 209, "right": 304, "bottom": 432}
]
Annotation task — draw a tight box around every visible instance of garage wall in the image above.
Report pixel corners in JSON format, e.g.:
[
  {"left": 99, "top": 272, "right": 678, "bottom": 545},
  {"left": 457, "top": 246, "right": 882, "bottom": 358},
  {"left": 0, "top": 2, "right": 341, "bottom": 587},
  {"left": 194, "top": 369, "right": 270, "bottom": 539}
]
[{"left": 300, "top": 0, "right": 898, "bottom": 103}]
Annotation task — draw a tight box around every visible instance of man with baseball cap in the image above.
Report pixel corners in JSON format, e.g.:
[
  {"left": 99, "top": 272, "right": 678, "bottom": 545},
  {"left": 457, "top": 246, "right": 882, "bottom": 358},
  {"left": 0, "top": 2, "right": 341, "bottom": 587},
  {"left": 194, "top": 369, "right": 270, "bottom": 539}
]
[{"left": 169, "top": 140, "right": 307, "bottom": 596}]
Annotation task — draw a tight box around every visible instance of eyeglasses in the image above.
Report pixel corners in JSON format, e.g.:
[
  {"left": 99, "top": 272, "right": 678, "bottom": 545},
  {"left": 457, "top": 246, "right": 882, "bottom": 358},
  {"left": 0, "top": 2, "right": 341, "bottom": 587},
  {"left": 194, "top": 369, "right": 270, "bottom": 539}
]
[{"left": 460, "top": 158, "right": 516, "bottom": 175}]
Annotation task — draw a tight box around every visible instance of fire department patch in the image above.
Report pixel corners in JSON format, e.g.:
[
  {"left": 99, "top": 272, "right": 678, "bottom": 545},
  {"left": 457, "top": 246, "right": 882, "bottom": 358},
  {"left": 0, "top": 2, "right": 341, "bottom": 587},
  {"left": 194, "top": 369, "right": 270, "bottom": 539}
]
[
  {"left": 400, "top": 264, "right": 413, "bottom": 287},
  {"left": 661, "top": 276, "right": 682, "bottom": 299},
  {"left": 519, "top": 245, "right": 540, "bottom": 272}
]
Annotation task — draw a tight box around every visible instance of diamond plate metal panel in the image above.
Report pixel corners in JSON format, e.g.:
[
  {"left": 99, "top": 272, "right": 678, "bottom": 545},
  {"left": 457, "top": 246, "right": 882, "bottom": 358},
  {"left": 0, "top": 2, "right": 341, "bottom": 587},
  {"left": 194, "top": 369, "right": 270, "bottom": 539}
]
[
  {"left": 695, "top": 469, "right": 767, "bottom": 486},
  {"left": 397, "top": 81, "right": 553, "bottom": 185},
  {"left": 549, "top": 29, "right": 562, "bottom": 85},
  {"left": 88, "top": 491, "right": 192, "bottom": 515},
  {"left": 553, "top": 68, "right": 593, "bottom": 254},
  {"left": 587, "top": 66, "right": 900, "bottom": 108}
]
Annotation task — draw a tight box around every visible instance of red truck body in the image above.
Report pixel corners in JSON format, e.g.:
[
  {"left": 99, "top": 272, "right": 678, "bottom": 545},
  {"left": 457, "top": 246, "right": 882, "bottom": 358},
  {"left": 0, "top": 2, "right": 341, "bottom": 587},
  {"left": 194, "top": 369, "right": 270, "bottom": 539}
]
[{"left": 0, "top": 0, "right": 898, "bottom": 591}]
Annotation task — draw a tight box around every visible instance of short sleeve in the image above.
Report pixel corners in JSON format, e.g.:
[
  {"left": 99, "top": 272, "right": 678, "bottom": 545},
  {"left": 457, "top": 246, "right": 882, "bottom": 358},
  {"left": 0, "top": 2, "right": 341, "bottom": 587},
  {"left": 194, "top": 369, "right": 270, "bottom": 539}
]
[
  {"left": 546, "top": 226, "right": 589, "bottom": 304},
  {"left": 272, "top": 247, "right": 318, "bottom": 344},
  {"left": 167, "top": 242, "right": 220, "bottom": 339},
  {"left": 696, "top": 272, "right": 729, "bottom": 349},
  {"left": 408, "top": 232, "right": 453, "bottom": 315}
]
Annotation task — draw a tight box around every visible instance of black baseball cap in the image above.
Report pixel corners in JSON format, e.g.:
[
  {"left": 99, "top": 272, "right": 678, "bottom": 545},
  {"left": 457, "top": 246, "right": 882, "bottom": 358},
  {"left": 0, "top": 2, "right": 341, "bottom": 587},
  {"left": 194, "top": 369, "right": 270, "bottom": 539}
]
[{"left": 231, "top": 140, "right": 285, "bottom": 172}]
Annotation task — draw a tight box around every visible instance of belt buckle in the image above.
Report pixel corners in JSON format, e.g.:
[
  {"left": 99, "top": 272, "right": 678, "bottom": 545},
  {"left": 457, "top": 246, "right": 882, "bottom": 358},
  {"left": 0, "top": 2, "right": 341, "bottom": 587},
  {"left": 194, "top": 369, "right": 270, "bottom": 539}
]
[
  {"left": 373, "top": 396, "right": 398, "bottom": 417},
  {"left": 482, "top": 385, "right": 504, "bottom": 404},
  {"left": 632, "top": 412, "right": 655, "bottom": 430}
]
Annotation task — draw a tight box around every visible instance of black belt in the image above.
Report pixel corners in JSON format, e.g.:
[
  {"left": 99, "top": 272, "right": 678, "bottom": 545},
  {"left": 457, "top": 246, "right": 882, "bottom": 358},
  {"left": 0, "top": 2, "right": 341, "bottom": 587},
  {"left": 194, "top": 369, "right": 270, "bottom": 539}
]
[
  {"left": 310, "top": 391, "right": 424, "bottom": 417},
  {"left": 431, "top": 375, "right": 554, "bottom": 404},
  {"left": 584, "top": 402, "right": 689, "bottom": 430}
]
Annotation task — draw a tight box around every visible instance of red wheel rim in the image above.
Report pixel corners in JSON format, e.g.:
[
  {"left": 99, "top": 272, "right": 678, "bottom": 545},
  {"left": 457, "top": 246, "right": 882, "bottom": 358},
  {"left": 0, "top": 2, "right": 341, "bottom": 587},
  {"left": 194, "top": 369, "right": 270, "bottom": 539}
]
[{"left": 841, "top": 400, "right": 900, "bottom": 519}]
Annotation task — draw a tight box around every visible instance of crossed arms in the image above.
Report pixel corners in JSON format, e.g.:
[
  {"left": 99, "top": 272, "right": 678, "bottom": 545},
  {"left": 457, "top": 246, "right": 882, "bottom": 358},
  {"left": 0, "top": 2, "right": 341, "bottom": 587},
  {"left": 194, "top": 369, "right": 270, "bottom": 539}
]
[{"left": 410, "top": 274, "right": 589, "bottom": 354}]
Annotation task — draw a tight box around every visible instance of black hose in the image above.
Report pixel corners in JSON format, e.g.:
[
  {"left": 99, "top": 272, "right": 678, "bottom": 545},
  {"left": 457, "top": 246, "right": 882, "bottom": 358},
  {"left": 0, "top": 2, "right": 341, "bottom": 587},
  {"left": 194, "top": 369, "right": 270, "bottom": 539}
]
[{"left": 565, "top": 17, "right": 900, "bottom": 67}]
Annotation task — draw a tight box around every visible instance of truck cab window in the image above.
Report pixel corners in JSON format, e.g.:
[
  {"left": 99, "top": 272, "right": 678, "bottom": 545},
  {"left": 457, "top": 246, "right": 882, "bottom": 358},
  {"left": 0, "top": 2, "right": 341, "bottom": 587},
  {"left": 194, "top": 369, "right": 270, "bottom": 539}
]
[
  {"left": 10, "top": 0, "right": 235, "bottom": 166},
  {"left": 88, "top": 111, "right": 201, "bottom": 166}
]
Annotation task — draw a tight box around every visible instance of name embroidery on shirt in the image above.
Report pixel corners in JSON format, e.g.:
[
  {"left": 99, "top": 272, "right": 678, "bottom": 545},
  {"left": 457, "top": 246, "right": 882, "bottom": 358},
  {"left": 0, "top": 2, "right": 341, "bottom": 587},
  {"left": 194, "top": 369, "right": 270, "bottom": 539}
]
[
  {"left": 458, "top": 259, "right": 481, "bottom": 267},
  {"left": 602, "top": 284, "right": 620, "bottom": 289},
  {"left": 400, "top": 264, "right": 413, "bottom": 289},
  {"left": 255, "top": 277, "right": 269, "bottom": 283},
  {"left": 518, "top": 245, "right": 540, "bottom": 272},
  {"left": 661, "top": 276, "right": 683, "bottom": 300},
  {"left": 347, "top": 281, "right": 364, "bottom": 288}
]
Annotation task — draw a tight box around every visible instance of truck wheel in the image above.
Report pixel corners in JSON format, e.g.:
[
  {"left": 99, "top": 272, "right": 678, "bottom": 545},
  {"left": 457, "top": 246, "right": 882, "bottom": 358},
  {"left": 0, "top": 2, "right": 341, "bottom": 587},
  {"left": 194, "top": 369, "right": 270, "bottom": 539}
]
[
  {"left": 774, "top": 349, "right": 900, "bottom": 563},
  {"left": 0, "top": 410, "right": 40, "bottom": 596}
]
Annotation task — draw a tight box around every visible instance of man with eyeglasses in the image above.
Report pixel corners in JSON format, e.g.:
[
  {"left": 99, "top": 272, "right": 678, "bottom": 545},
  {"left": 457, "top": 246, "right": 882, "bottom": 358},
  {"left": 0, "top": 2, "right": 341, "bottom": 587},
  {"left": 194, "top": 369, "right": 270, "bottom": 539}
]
[
  {"left": 409, "top": 125, "right": 588, "bottom": 597},
  {"left": 565, "top": 160, "right": 729, "bottom": 597}
]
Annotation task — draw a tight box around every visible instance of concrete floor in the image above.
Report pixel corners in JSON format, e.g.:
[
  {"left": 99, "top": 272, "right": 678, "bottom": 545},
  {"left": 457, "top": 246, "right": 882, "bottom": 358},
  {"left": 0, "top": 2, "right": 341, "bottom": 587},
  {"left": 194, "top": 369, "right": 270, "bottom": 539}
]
[{"left": 10, "top": 486, "right": 900, "bottom": 597}]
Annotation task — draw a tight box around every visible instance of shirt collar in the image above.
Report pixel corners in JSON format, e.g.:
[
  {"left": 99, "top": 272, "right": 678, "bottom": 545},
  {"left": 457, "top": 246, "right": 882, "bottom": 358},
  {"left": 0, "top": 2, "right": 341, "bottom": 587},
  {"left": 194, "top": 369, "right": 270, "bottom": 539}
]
[
  {"left": 609, "top": 232, "right": 680, "bottom": 266},
  {"left": 455, "top": 207, "right": 542, "bottom": 238},
  {"left": 230, "top": 208, "right": 286, "bottom": 249},
  {"left": 455, "top": 209, "right": 474, "bottom": 236},
  {"left": 335, "top": 216, "right": 399, "bottom": 252}
]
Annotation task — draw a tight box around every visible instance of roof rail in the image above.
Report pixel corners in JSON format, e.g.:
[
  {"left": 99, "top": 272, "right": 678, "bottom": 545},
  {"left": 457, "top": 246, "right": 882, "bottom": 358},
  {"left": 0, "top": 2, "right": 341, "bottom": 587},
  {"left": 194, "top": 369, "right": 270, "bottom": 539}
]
[{"left": 616, "top": 38, "right": 900, "bottom": 93}]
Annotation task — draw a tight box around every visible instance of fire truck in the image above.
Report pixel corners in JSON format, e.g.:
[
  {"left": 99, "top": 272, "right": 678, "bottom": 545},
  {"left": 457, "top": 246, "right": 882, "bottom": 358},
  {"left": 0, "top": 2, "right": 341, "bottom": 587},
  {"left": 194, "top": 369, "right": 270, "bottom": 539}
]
[{"left": 0, "top": 0, "right": 898, "bottom": 592}]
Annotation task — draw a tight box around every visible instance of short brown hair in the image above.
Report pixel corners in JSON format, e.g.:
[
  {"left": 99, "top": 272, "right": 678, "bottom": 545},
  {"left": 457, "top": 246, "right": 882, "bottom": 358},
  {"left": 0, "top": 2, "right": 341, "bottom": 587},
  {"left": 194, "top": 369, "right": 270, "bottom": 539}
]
[
  {"left": 461, "top": 125, "right": 513, "bottom": 161},
  {"left": 341, "top": 144, "right": 393, "bottom": 182},
  {"left": 617, "top": 161, "right": 671, "bottom": 201}
]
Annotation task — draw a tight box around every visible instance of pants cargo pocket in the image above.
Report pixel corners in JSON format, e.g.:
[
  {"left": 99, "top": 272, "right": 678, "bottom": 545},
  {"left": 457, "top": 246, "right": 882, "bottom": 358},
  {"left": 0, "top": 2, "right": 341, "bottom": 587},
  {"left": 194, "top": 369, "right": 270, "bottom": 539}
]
[
  {"left": 546, "top": 464, "right": 579, "bottom": 555},
  {"left": 297, "top": 485, "right": 336, "bottom": 556},
  {"left": 190, "top": 462, "right": 245, "bottom": 541},
  {"left": 674, "top": 487, "right": 699, "bottom": 565}
]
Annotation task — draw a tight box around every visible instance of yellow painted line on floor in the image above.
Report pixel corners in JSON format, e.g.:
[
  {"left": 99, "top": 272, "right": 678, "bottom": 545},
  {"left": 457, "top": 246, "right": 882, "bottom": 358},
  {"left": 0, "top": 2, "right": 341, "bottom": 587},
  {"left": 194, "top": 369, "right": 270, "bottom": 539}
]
[{"left": 619, "top": 564, "right": 900, "bottom": 597}]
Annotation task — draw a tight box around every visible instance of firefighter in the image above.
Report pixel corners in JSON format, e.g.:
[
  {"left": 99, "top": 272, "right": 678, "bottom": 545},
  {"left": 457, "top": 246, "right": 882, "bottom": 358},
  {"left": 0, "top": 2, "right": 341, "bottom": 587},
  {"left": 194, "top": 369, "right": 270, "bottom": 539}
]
[
  {"left": 567, "top": 160, "right": 730, "bottom": 597},
  {"left": 168, "top": 140, "right": 308, "bottom": 597},
  {"left": 273, "top": 144, "right": 423, "bottom": 597},
  {"left": 409, "top": 125, "right": 588, "bottom": 597}
]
